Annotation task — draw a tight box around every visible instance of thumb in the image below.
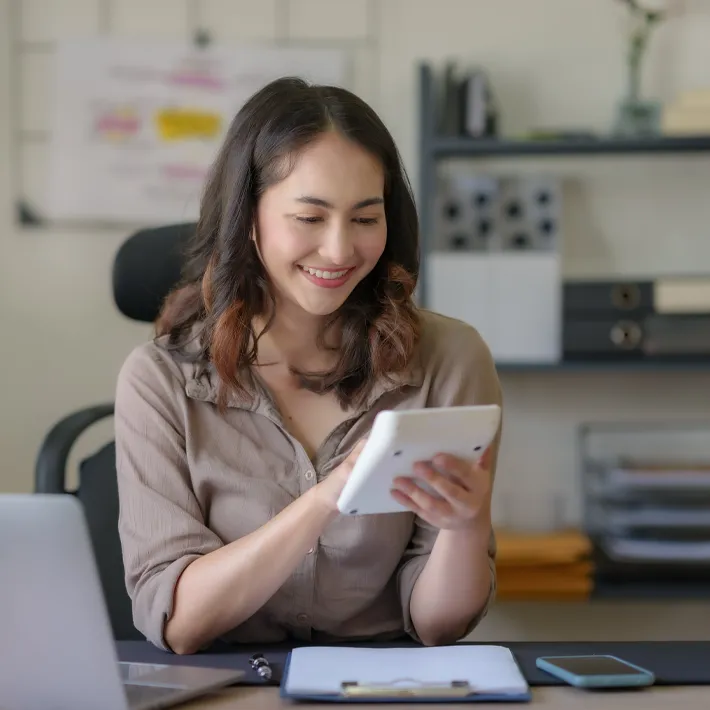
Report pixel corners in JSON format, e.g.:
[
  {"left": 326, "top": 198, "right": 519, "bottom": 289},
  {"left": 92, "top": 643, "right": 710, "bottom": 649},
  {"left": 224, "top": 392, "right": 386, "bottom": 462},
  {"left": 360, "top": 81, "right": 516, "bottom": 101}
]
[
  {"left": 346, "top": 437, "right": 368, "bottom": 464},
  {"left": 478, "top": 446, "right": 492, "bottom": 471}
]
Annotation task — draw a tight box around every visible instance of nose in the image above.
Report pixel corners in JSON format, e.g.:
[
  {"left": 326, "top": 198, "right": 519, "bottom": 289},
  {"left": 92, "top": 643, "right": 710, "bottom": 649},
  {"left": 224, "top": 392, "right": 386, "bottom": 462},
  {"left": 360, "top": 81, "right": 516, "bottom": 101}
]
[{"left": 318, "top": 221, "right": 355, "bottom": 266}]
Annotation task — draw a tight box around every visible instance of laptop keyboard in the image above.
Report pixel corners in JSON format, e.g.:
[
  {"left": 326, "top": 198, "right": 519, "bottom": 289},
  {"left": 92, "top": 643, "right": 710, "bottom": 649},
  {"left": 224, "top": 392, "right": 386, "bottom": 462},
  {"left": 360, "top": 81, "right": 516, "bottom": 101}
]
[{"left": 124, "top": 683, "right": 184, "bottom": 708}]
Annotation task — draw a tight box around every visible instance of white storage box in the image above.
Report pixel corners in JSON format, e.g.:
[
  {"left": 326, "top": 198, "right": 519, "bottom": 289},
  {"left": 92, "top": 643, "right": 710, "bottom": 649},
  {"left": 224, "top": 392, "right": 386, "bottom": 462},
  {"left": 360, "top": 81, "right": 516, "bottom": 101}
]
[{"left": 426, "top": 252, "right": 561, "bottom": 364}]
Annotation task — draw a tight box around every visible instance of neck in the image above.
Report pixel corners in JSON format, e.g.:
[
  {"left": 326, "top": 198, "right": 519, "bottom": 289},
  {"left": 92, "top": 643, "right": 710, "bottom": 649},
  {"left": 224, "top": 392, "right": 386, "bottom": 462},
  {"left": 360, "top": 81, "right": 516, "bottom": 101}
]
[{"left": 254, "top": 301, "right": 338, "bottom": 372}]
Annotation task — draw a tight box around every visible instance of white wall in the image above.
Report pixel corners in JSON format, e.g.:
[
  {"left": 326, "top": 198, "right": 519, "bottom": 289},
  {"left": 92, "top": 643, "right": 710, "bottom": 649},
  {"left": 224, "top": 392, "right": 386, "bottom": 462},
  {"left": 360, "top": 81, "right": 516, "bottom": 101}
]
[{"left": 2, "top": 0, "right": 710, "bottom": 640}]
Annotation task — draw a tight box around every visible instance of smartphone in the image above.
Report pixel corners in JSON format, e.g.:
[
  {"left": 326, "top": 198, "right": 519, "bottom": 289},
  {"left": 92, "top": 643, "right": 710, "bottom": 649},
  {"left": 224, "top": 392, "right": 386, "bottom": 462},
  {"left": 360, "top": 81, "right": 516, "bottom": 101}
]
[
  {"left": 336, "top": 404, "right": 501, "bottom": 516},
  {"left": 536, "top": 655, "right": 655, "bottom": 689}
]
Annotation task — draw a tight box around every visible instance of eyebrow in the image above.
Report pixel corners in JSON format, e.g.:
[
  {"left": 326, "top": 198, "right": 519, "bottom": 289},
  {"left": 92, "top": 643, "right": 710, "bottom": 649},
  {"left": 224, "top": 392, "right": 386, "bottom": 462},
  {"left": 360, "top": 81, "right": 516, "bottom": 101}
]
[{"left": 295, "top": 196, "right": 384, "bottom": 210}]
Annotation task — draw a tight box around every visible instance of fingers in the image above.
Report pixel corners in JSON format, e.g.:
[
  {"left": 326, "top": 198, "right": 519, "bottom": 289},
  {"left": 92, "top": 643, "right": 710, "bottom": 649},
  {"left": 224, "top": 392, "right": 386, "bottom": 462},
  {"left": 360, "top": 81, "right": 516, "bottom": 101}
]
[
  {"left": 411, "top": 465, "right": 478, "bottom": 516},
  {"left": 429, "top": 452, "right": 491, "bottom": 493},
  {"left": 390, "top": 486, "right": 459, "bottom": 530},
  {"left": 389, "top": 488, "right": 433, "bottom": 522},
  {"left": 391, "top": 450, "right": 493, "bottom": 529},
  {"left": 391, "top": 479, "right": 451, "bottom": 520},
  {"left": 425, "top": 454, "right": 475, "bottom": 492}
]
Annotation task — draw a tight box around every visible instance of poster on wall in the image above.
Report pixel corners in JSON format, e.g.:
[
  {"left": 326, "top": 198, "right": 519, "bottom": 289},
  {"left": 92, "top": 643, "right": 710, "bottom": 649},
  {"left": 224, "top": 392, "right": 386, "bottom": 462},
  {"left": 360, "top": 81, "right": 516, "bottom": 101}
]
[{"left": 46, "top": 39, "right": 347, "bottom": 224}]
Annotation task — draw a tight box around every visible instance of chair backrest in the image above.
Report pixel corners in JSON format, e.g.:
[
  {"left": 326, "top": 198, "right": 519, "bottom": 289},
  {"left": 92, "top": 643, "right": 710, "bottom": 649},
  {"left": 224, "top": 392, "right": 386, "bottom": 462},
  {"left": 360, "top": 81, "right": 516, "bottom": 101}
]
[
  {"left": 77, "top": 442, "right": 138, "bottom": 640},
  {"left": 113, "top": 222, "right": 196, "bottom": 321},
  {"left": 36, "top": 222, "right": 196, "bottom": 641}
]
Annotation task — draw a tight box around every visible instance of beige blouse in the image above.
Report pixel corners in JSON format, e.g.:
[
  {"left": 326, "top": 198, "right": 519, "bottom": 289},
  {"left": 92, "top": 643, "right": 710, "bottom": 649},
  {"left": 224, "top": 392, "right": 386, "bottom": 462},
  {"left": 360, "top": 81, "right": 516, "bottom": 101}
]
[{"left": 115, "top": 308, "right": 502, "bottom": 651}]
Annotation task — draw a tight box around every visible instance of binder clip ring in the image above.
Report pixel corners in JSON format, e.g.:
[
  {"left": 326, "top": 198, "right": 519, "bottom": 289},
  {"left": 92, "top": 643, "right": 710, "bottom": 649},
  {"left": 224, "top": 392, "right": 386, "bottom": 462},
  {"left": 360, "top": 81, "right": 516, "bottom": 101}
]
[
  {"left": 609, "top": 320, "right": 642, "bottom": 349},
  {"left": 611, "top": 283, "right": 641, "bottom": 311}
]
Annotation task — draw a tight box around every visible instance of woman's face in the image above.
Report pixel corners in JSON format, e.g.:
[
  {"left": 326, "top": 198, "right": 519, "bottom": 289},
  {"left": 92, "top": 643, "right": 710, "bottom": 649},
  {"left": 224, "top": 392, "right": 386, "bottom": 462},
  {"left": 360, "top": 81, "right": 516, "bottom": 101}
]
[{"left": 255, "top": 131, "right": 387, "bottom": 319}]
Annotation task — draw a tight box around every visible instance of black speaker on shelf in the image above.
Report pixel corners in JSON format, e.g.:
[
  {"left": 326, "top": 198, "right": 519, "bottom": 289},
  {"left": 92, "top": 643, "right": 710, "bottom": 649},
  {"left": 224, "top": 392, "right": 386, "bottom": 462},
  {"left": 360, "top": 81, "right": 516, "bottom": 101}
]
[
  {"left": 434, "top": 173, "right": 561, "bottom": 254},
  {"left": 434, "top": 174, "right": 499, "bottom": 252},
  {"left": 495, "top": 175, "right": 560, "bottom": 253}
]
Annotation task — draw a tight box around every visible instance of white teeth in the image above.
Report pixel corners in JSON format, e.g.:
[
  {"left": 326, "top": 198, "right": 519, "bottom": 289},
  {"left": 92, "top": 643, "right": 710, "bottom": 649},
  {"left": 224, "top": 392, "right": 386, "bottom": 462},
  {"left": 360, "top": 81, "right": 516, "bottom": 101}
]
[{"left": 301, "top": 266, "right": 349, "bottom": 279}]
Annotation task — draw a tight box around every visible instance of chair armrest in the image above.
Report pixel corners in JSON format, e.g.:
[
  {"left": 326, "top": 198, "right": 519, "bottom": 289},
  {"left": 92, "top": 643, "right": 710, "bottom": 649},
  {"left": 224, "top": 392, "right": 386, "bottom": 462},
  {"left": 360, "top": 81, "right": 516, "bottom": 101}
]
[{"left": 35, "top": 404, "right": 115, "bottom": 493}]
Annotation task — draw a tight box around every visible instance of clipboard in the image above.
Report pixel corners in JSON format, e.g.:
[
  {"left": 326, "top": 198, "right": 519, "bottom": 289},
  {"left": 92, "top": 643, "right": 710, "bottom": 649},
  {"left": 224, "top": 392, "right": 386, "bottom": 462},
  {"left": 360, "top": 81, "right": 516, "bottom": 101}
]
[{"left": 279, "top": 648, "right": 533, "bottom": 703}]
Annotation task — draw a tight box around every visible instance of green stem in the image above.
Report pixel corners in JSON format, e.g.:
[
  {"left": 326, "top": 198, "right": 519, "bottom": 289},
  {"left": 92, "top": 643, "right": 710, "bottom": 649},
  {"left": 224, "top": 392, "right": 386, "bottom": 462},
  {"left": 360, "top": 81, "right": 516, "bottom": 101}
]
[{"left": 628, "top": 33, "right": 646, "bottom": 101}]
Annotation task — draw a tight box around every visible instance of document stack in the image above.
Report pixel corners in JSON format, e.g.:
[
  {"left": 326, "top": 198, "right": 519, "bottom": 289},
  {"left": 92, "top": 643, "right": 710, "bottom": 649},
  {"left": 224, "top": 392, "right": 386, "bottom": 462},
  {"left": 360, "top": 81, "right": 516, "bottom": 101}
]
[
  {"left": 494, "top": 528, "right": 593, "bottom": 601},
  {"left": 581, "top": 421, "right": 710, "bottom": 593}
]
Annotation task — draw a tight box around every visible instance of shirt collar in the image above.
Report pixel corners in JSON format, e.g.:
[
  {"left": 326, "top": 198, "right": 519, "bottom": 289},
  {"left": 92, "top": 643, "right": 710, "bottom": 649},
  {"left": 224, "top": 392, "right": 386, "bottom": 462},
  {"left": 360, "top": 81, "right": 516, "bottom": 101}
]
[{"left": 182, "top": 332, "right": 425, "bottom": 415}]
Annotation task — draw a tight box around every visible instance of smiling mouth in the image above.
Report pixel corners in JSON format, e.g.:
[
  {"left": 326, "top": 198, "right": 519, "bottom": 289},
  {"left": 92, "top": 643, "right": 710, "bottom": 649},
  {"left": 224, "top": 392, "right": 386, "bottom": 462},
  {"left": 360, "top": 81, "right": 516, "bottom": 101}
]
[{"left": 298, "top": 265, "right": 354, "bottom": 280}]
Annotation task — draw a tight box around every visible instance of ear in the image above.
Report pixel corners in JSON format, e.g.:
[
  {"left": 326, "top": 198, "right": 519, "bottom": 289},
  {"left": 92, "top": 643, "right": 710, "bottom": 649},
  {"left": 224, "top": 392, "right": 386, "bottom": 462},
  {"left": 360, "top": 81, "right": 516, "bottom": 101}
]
[
  {"left": 250, "top": 212, "right": 261, "bottom": 243},
  {"left": 250, "top": 224, "right": 265, "bottom": 264}
]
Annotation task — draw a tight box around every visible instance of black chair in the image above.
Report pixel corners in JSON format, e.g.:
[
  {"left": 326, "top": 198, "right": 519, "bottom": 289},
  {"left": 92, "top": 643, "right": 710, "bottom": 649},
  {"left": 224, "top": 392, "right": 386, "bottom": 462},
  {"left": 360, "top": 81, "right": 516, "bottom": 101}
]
[{"left": 34, "top": 222, "right": 196, "bottom": 640}]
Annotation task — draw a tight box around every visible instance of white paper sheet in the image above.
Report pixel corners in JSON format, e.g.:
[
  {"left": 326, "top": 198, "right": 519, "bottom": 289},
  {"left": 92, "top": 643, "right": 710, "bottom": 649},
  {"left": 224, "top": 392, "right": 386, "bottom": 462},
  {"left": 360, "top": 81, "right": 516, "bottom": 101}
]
[{"left": 284, "top": 645, "right": 529, "bottom": 697}]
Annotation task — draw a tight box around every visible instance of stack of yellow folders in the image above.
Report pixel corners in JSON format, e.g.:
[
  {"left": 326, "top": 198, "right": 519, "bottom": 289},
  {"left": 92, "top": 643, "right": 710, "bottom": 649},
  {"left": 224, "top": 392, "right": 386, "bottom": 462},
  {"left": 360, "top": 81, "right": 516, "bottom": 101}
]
[
  {"left": 662, "top": 89, "right": 710, "bottom": 135},
  {"left": 494, "top": 528, "right": 593, "bottom": 601}
]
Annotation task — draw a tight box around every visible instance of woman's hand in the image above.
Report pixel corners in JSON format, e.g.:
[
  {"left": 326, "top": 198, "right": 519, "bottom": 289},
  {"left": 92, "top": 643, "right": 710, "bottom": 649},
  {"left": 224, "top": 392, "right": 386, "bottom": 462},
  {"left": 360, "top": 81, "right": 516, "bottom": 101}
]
[
  {"left": 312, "top": 438, "right": 368, "bottom": 512},
  {"left": 390, "top": 449, "right": 492, "bottom": 530}
]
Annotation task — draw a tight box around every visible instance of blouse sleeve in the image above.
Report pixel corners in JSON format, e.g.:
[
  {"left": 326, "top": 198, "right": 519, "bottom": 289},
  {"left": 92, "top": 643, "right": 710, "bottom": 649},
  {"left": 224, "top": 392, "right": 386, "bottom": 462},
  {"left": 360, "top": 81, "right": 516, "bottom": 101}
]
[
  {"left": 397, "top": 320, "right": 502, "bottom": 642},
  {"left": 115, "top": 345, "right": 223, "bottom": 651}
]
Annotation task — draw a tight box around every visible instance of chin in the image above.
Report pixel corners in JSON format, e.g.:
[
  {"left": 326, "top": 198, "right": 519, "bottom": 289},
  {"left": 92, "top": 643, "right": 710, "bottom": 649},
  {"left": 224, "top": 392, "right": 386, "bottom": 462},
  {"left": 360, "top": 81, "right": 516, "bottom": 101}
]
[
  {"left": 289, "top": 271, "right": 367, "bottom": 317},
  {"left": 297, "top": 296, "right": 349, "bottom": 318}
]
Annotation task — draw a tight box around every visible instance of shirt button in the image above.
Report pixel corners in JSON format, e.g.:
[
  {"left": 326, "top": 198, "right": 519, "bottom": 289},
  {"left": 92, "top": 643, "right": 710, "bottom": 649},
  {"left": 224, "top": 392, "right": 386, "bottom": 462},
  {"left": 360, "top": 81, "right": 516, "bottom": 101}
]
[
  {"left": 304, "top": 469, "right": 315, "bottom": 481},
  {"left": 296, "top": 613, "right": 309, "bottom": 624}
]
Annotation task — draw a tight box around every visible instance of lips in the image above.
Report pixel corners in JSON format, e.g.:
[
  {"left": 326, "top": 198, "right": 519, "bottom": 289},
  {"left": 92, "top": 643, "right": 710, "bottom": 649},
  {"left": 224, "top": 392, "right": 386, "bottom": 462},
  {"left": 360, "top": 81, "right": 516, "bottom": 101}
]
[
  {"left": 298, "top": 265, "right": 356, "bottom": 289},
  {"left": 299, "top": 266, "right": 351, "bottom": 279}
]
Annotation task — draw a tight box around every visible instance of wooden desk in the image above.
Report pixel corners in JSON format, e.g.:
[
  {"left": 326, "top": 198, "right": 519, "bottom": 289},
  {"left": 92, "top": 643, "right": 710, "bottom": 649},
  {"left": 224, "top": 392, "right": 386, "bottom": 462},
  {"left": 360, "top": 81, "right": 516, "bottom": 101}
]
[{"left": 180, "top": 685, "right": 707, "bottom": 708}]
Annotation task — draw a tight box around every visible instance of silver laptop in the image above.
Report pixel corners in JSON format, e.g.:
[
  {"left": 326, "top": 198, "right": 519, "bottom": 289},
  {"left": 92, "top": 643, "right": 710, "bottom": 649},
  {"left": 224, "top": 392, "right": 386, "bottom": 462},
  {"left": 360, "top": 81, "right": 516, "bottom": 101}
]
[{"left": 0, "top": 494, "right": 244, "bottom": 710}]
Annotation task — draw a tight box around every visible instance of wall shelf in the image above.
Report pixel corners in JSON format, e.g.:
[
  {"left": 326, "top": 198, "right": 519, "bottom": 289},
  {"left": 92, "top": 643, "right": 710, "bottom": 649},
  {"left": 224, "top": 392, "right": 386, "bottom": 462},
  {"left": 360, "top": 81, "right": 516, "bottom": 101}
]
[
  {"left": 432, "top": 135, "right": 710, "bottom": 159},
  {"left": 495, "top": 360, "right": 710, "bottom": 373},
  {"left": 416, "top": 62, "right": 710, "bottom": 306},
  {"left": 419, "top": 67, "right": 710, "bottom": 606},
  {"left": 592, "top": 579, "right": 710, "bottom": 601}
]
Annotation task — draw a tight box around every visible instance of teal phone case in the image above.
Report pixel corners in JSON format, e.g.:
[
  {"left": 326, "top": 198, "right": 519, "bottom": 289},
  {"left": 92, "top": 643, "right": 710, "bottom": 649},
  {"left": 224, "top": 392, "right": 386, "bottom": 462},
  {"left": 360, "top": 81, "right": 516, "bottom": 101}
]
[{"left": 536, "top": 655, "right": 655, "bottom": 688}]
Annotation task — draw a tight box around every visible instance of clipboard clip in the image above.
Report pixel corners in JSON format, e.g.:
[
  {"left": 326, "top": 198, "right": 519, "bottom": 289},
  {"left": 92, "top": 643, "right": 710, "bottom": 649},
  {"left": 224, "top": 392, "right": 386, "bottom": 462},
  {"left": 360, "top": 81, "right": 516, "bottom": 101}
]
[{"left": 341, "top": 678, "right": 471, "bottom": 698}]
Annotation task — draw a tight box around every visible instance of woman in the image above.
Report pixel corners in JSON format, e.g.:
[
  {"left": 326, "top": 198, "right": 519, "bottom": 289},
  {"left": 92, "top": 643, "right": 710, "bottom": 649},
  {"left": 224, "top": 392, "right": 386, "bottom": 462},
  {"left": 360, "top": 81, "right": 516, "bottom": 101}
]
[{"left": 115, "top": 77, "right": 502, "bottom": 655}]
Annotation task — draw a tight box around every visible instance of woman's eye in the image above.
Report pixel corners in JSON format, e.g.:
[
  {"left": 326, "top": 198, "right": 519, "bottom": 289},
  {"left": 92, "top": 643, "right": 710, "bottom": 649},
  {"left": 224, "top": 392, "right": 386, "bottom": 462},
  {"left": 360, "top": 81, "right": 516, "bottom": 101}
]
[
  {"left": 296, "top": 216, "right": 322, "bottom": 224},
  {"left": 356, "top": 217, "right": 379, "bottom": 225}
]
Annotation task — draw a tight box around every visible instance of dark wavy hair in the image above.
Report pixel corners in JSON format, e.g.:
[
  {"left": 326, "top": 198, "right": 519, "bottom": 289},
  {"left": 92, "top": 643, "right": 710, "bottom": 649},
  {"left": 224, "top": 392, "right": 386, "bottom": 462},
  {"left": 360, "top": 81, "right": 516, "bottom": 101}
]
[{"left": 156, "top": 76, "right": 421, "bottom": 409}]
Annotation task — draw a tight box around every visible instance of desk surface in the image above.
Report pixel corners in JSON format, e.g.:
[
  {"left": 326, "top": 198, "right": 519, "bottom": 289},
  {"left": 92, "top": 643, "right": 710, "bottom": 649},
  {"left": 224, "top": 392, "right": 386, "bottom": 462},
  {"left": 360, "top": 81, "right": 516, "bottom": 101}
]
[
  {"left": 117, "top": 639, "right": 710, "bottom": 686},
  {"left": 118, "top": 640, "right": 710, "bottom": 707},
  {"left": 179, "top": 685, "right": 707, "bottom": 708}
]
